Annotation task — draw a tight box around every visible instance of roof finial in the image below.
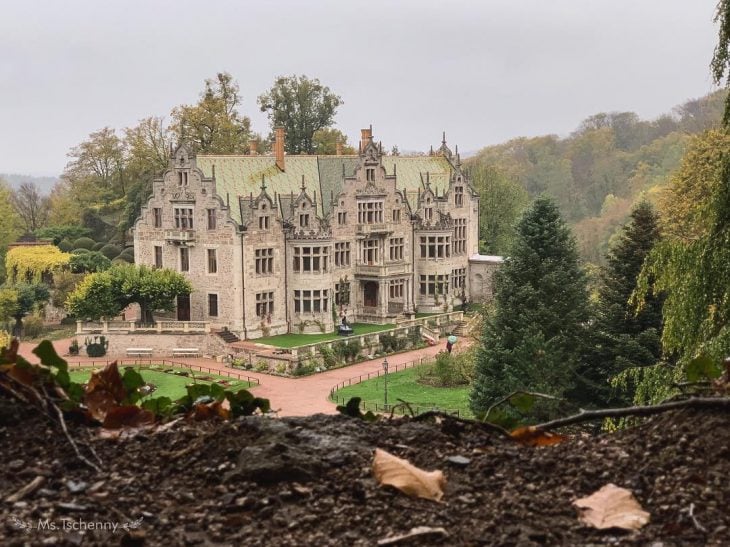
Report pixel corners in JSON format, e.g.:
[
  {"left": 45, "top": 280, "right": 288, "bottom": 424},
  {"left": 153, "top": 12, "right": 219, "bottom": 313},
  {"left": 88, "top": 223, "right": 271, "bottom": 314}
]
[
  {"left": 442, "top": 131, "right": 446, "bottom": 146},
  {"left": 301, "top": 175, "right": 306, "bottom": 192},
  {"left": 429, "top": 145, "right": 434, "bottom": 156},
  {"left": 261, "top": 175, "right": 267, "bottom": 193}
]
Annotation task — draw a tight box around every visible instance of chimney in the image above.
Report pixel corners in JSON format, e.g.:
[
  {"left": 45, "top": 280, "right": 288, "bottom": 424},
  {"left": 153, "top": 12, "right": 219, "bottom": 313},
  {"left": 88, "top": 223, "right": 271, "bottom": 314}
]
[
  {"left": 275, "top": 126, "right": 285, "bottom": 171},
  {"left": 335, "top": 139, "right": 343, "bottom": 156},
  {"left": 249, "top": 140, "right": 258, "bottom": 155},
  {"left": 360, "top": 126, "right": 372, "bottom": 150}
]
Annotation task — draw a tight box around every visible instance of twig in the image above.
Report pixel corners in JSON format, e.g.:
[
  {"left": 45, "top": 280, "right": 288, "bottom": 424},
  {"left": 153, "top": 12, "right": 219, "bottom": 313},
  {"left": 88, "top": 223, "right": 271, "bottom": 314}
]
[
  {"left": 388, "top": 398, "right": 416, "bottom": 419},
  {"left": 534, "top": 397, "right": 730, "bottom": 431},
  {"left": 51, "top": 400, "right": 102, "bottom": 473},
  {"left": 412, "top": 410, "right": 511, "bottom": 438},
  {"left": 484, "top": 390, "right": 564, "bottom": 422},
  {"left": 685, "top": 503, "right": 708, "bottom": 533},
  {"left": 5, "top": 476, "right": 45, "bottom": 503}
]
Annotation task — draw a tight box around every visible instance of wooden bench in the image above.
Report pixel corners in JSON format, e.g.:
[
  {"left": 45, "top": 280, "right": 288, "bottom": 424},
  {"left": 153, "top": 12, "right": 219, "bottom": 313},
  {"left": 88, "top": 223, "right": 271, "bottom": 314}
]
[
  {"left": 126, "top": 348, "right": 153, "bottom": 357},
  {"left": 172, "top": 348, "right": 200, "bottom": 358}
]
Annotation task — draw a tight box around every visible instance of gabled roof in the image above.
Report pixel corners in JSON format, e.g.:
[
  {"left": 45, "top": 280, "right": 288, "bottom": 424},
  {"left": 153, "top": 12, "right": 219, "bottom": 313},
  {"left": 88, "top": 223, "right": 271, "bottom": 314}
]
[{"left": 196, "top": 154, "right": 455, "bottom": 223}]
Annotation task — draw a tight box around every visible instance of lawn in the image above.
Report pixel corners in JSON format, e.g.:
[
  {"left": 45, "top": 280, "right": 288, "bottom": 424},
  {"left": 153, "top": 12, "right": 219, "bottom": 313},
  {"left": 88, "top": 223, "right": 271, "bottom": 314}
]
[
  {"left": 331, "top": 365, "right": 473, "bottom": 418},
  {"left": 256, "top": 323, "right": 395, "bottom": 348},
  {"left": 68, "top": 367, "right": 255, "bottom": 401}
]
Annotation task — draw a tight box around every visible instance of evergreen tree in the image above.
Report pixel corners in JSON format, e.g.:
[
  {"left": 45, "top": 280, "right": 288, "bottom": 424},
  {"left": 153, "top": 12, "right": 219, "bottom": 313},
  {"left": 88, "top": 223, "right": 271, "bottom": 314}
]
[
  {"left": 470, "top": 197, "right": 589, "bottom": 416},
  {"left": 576, "top": 201, "right": 663, "bottom": 407}
]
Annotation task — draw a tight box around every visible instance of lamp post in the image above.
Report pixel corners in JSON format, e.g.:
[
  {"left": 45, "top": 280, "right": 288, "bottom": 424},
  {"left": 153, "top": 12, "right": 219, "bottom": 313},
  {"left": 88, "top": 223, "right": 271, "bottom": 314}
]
[{"left": 382, "top": 357, "right": 389, "bottom": 408}]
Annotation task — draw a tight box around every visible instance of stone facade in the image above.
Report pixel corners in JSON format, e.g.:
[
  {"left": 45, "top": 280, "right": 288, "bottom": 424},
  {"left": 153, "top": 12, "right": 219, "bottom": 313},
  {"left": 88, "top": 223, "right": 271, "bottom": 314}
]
[{"left": 133, "top": 127, "right": 496, "bottom": 340}]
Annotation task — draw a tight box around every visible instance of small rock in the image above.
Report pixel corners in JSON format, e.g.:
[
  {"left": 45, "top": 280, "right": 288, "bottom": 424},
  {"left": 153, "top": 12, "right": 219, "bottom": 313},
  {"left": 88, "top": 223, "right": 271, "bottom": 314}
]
[
  {"left": 8, "top": 459, "right": 24, "bottom": 471},
  {"left": 66, "top": 480, "right": 88, "bottom": 494},
  {"left": 234, "top": 496, "right": 255, "bottom": 509},
  {"left": 13, "top": 501, "right": 28, "bottom": 509},
  {"left": 446, "top": 455, "right": 471, "bottom": 467}
]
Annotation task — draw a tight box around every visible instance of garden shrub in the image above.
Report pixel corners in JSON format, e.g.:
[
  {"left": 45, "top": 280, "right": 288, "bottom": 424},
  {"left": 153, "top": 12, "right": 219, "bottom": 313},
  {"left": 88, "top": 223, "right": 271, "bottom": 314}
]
[
  {"left": 85, "top": 335, "right": 108, "bottom": 357},
  {"left": 69, "top": 251, "right": 112, "bottom": 274},
  {"left": 57, "top": 239, "right": 74, "bottom": 252},
  {"left": 22, "top": 314, "right": 45, "bottom": 339},
  {"left": 319, "top": 345, "right": 339, "bottom": 369},
  {"left": 72, "top": 237, "right": 95, "bottom": 250},
  {"left": 92, "top": 242, "right": 105, "bottom": 251},
  {"left": 275, "top": 362, "right": 288, "bottom": 375},
  {"left": 0, "top": 330, "right": 11, "bottom": 351},
  {"left": 71, "top": 248, "right": 90, "bottom": 255},
  {"left": 254, "top": 360, "right": 269, "bottom": 372},
  {"left": 100, "top": 244, "right": 122, "bottom": 260}
]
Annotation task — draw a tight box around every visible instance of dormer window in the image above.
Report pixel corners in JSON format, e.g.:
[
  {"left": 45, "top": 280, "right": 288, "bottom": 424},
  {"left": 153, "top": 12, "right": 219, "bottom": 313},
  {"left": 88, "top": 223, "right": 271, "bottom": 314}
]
[
  {"left": 300, "top": 213, "right": 310, "bottom": 228},
  {"left": 259, "top": 216, "right": 270, "bottom": 230},
  {"left": 424, "top": 207, "right": 433, "bottom": 221},
  {"left": 366, "top": 168, "right": 375, "bottom": 182},
  {"left": 178, "top": 171, "right": 188, "bottom": 186}
]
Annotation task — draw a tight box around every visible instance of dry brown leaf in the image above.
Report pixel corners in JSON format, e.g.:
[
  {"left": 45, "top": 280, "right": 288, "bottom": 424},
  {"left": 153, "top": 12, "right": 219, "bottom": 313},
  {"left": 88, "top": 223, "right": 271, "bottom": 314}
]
[
  {"left": 85, "top": 362, "right": 127, "bottom": 422},
  {"left": 372, "top": 448, "right": 446, "bottom": 502},
  {"left": 377, "top": 526, "right": 448, "bottom": 545},
  {"left": 189, "top": 401, "right": 231, "bottom": 421},
  {"left": 573, "top": 483, "right": 650, "bottom": 531},
  {"left": 102, "top": 405, "right": 156, "bottom": 429},
  {"left": 510, "top": 426, "right": 567, "bottom": 446}
]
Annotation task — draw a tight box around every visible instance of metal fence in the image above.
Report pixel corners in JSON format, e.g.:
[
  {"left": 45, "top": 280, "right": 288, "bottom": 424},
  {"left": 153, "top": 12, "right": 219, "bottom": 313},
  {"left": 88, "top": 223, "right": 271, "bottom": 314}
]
[
  {"left": 66, "top": 359, "right": 260, "bottom": 386},
  {"left": 328, "top": 355, "right": 465, "bottom": 418}
]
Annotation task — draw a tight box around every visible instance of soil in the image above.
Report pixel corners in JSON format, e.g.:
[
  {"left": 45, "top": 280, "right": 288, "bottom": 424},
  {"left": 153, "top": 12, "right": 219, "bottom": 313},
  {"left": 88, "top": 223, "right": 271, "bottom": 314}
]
[{"left": 0, "top": 393, "right": 728, "bottom": 546}]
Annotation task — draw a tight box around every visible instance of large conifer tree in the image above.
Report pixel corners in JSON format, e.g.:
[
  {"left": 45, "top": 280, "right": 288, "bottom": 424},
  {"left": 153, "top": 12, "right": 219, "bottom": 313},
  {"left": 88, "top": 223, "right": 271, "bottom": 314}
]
[
  {"left": 575, "top": 201, "right": 663, "bottom": 407},
  {"left": 470, "top": 197, "right": 589, "bottom": 415}
]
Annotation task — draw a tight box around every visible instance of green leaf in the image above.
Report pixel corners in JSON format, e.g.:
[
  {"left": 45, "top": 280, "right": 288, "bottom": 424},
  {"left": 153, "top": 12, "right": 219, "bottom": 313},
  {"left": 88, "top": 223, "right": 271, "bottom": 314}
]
[
  {"left": 54, "top": 368, "right": 70, "bottom": 390},
  {"left": 32, "top": 341, "right": 68, "bottom": 372},
  {"left": 66, "top": 382, "right": 85, "bottom": 403},
  {"left": 508, "top": 392, "right": 536, "bottom": 414},
  {"left": 122, "top": 367, "right": 145, "bottom": 393},
  {"left": 142, "top": 396, "right": 172, "bottom": 416},
  {"left": 685, "top": 354, "right": 722, "bottom": 382},
  {"left": 209, "top": 382, "right": 226, "bottom": 402},
  {"left": 186, "top": 383, "right": 212, "bottom": 401},
  {"left": 337, "top": 397, "right": 363, "bottom": 418}
]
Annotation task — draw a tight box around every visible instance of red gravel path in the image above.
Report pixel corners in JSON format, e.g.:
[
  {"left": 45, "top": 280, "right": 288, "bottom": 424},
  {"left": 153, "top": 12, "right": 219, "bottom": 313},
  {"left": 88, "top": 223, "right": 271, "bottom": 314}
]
[{"left": 17, "top": 338, "right": 454, "bottom": 416}]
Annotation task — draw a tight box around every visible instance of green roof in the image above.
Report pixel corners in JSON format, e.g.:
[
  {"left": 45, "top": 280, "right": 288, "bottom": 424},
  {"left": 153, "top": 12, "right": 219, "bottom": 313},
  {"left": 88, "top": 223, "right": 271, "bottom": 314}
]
[{"left": 196, "top": 154, "right": 455, "bottom": 223}]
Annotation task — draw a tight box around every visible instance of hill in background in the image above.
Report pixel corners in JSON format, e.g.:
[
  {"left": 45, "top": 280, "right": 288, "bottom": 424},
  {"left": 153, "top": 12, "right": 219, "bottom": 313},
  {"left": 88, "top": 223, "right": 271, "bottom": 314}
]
[
  {"left": 466, "top": 89, "right": 727, "bottom": 264},
  {"left": 0, "top": 173, "right": 59, "bottom": 194}
]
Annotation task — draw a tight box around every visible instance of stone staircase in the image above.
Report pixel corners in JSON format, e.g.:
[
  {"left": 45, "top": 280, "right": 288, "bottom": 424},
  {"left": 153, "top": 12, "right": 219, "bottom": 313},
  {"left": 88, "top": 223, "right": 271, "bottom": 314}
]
[
  {"left": 215, "top": 328, "right": 241, "bottom": 344},
  {"left": 451, "top": 320, "right": 468, "bottom": 336}
]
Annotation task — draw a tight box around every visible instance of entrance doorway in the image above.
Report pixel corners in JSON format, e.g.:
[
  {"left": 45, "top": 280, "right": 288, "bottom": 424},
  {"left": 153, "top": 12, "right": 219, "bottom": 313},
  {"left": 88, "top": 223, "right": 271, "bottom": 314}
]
[
  {"left": 177, "top": 294, "right": 191, "bottom": 321},
  {"left": 363, "top": 281, "right": 378, "bottom": 307}
]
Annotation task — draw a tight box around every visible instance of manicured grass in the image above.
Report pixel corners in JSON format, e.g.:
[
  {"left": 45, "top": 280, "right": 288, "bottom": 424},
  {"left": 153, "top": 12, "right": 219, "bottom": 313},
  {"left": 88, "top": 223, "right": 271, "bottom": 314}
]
[
  {"left": 332, "top": 365, "right": 473, "bottom": 417},
  {"left": 256, "top": 323, "right": 395, "bottom": 348},
  {"left": 68, "top": 367, "right": 254, "bottom": 401}
]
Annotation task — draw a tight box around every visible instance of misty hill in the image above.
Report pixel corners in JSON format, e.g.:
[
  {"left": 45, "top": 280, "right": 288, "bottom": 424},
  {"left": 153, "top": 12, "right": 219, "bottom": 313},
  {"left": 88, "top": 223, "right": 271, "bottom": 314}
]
[
  {"left": 0, "top": 173, "right": 59, "bottom": 194},
  {"left": 466, "top": 89, "right": 727, "bottom": 264}
]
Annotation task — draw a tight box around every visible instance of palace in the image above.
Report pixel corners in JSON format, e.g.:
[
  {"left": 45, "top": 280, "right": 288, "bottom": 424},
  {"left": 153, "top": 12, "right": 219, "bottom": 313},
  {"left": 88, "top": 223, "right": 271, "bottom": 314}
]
[{"left": 133, "top": 127, "right": 500, "bottom": 339}]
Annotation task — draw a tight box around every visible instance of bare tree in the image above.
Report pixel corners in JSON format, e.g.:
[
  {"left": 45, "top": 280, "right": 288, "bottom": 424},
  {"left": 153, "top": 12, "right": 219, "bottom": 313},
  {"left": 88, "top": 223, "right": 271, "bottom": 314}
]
[{"left": 11, "top": 182, "right": 50, "bottom": 232}]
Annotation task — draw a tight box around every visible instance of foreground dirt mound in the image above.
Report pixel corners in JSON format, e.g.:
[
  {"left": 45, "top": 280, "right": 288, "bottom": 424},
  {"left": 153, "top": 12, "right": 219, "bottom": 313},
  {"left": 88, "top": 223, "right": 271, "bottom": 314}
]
[{"left": 1, "top": 395, "right": 728, "bottom": 546}]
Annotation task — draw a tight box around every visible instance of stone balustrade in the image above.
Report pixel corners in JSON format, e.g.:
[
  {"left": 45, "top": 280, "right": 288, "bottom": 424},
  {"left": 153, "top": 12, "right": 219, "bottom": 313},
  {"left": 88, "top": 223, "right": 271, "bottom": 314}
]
[{"left": 77, "top": 320, "right": 211, "bottom": 335}]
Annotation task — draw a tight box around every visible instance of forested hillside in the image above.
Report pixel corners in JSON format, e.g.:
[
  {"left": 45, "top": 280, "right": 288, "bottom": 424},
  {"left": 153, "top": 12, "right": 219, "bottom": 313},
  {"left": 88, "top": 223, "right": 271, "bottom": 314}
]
[{"left": 467, "top": 90, "right": 727, "bottom": 263}]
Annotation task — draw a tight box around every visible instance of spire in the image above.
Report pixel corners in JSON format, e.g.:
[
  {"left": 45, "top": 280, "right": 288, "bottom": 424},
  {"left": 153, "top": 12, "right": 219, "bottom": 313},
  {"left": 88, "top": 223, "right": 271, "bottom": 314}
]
[
  {"left": 301, "top": 175, "right": 306, "bottom": 192},
  {"left": 260, "top": 175, "right": 267, "bottom": 193},
  {"left": 442, "top": 131, "right": 446, "bottom": 146}
]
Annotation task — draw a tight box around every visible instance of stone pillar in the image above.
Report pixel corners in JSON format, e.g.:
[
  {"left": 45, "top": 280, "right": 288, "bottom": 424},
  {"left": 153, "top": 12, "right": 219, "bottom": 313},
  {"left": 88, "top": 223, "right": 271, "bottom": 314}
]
[{"left": 76, "top": 321, "right": 82, "bottom": 335}]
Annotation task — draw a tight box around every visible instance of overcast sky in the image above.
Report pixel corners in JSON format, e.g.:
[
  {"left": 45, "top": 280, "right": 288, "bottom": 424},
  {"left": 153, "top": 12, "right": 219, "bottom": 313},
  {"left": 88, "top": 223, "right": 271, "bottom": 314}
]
[{"left": 0, "top": 0, "right": 721, "bottom": 176}]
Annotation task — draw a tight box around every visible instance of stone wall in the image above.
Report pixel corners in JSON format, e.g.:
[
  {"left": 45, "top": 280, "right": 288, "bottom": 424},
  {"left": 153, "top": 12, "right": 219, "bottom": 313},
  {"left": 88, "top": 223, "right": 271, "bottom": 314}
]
[{"left": 75, "top": 333, "right": 218, "bottom": 359}]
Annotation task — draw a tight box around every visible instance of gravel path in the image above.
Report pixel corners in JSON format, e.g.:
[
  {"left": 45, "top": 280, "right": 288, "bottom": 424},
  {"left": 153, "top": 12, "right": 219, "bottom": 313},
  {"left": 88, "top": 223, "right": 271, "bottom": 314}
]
[{"left": 17, "top": 338, "right": 454, "bottom": 416}]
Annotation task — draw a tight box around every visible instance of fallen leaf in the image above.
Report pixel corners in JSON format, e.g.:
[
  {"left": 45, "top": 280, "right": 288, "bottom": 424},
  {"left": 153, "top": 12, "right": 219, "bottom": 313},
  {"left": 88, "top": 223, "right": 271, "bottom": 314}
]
[
  {"left": 189, "top": 400, "right": 231, "bottom": 421},
  {"left": 372, "top": 448, "right": 446, "bottom": 502},
  {"left": 573, "top": 483, "right": 650, "bottom": 531},
  {"left": 377, "top": 526, "right": 449, "bottom": 545},
  {"left": 102, "top": 405, "right": 156, "bottom": 429},
  {"left": 510, "top": 426, "right": 567, "bottom": 446},
  {"left": 85, "top": 362, "right": 127, "bottom": 422}
]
